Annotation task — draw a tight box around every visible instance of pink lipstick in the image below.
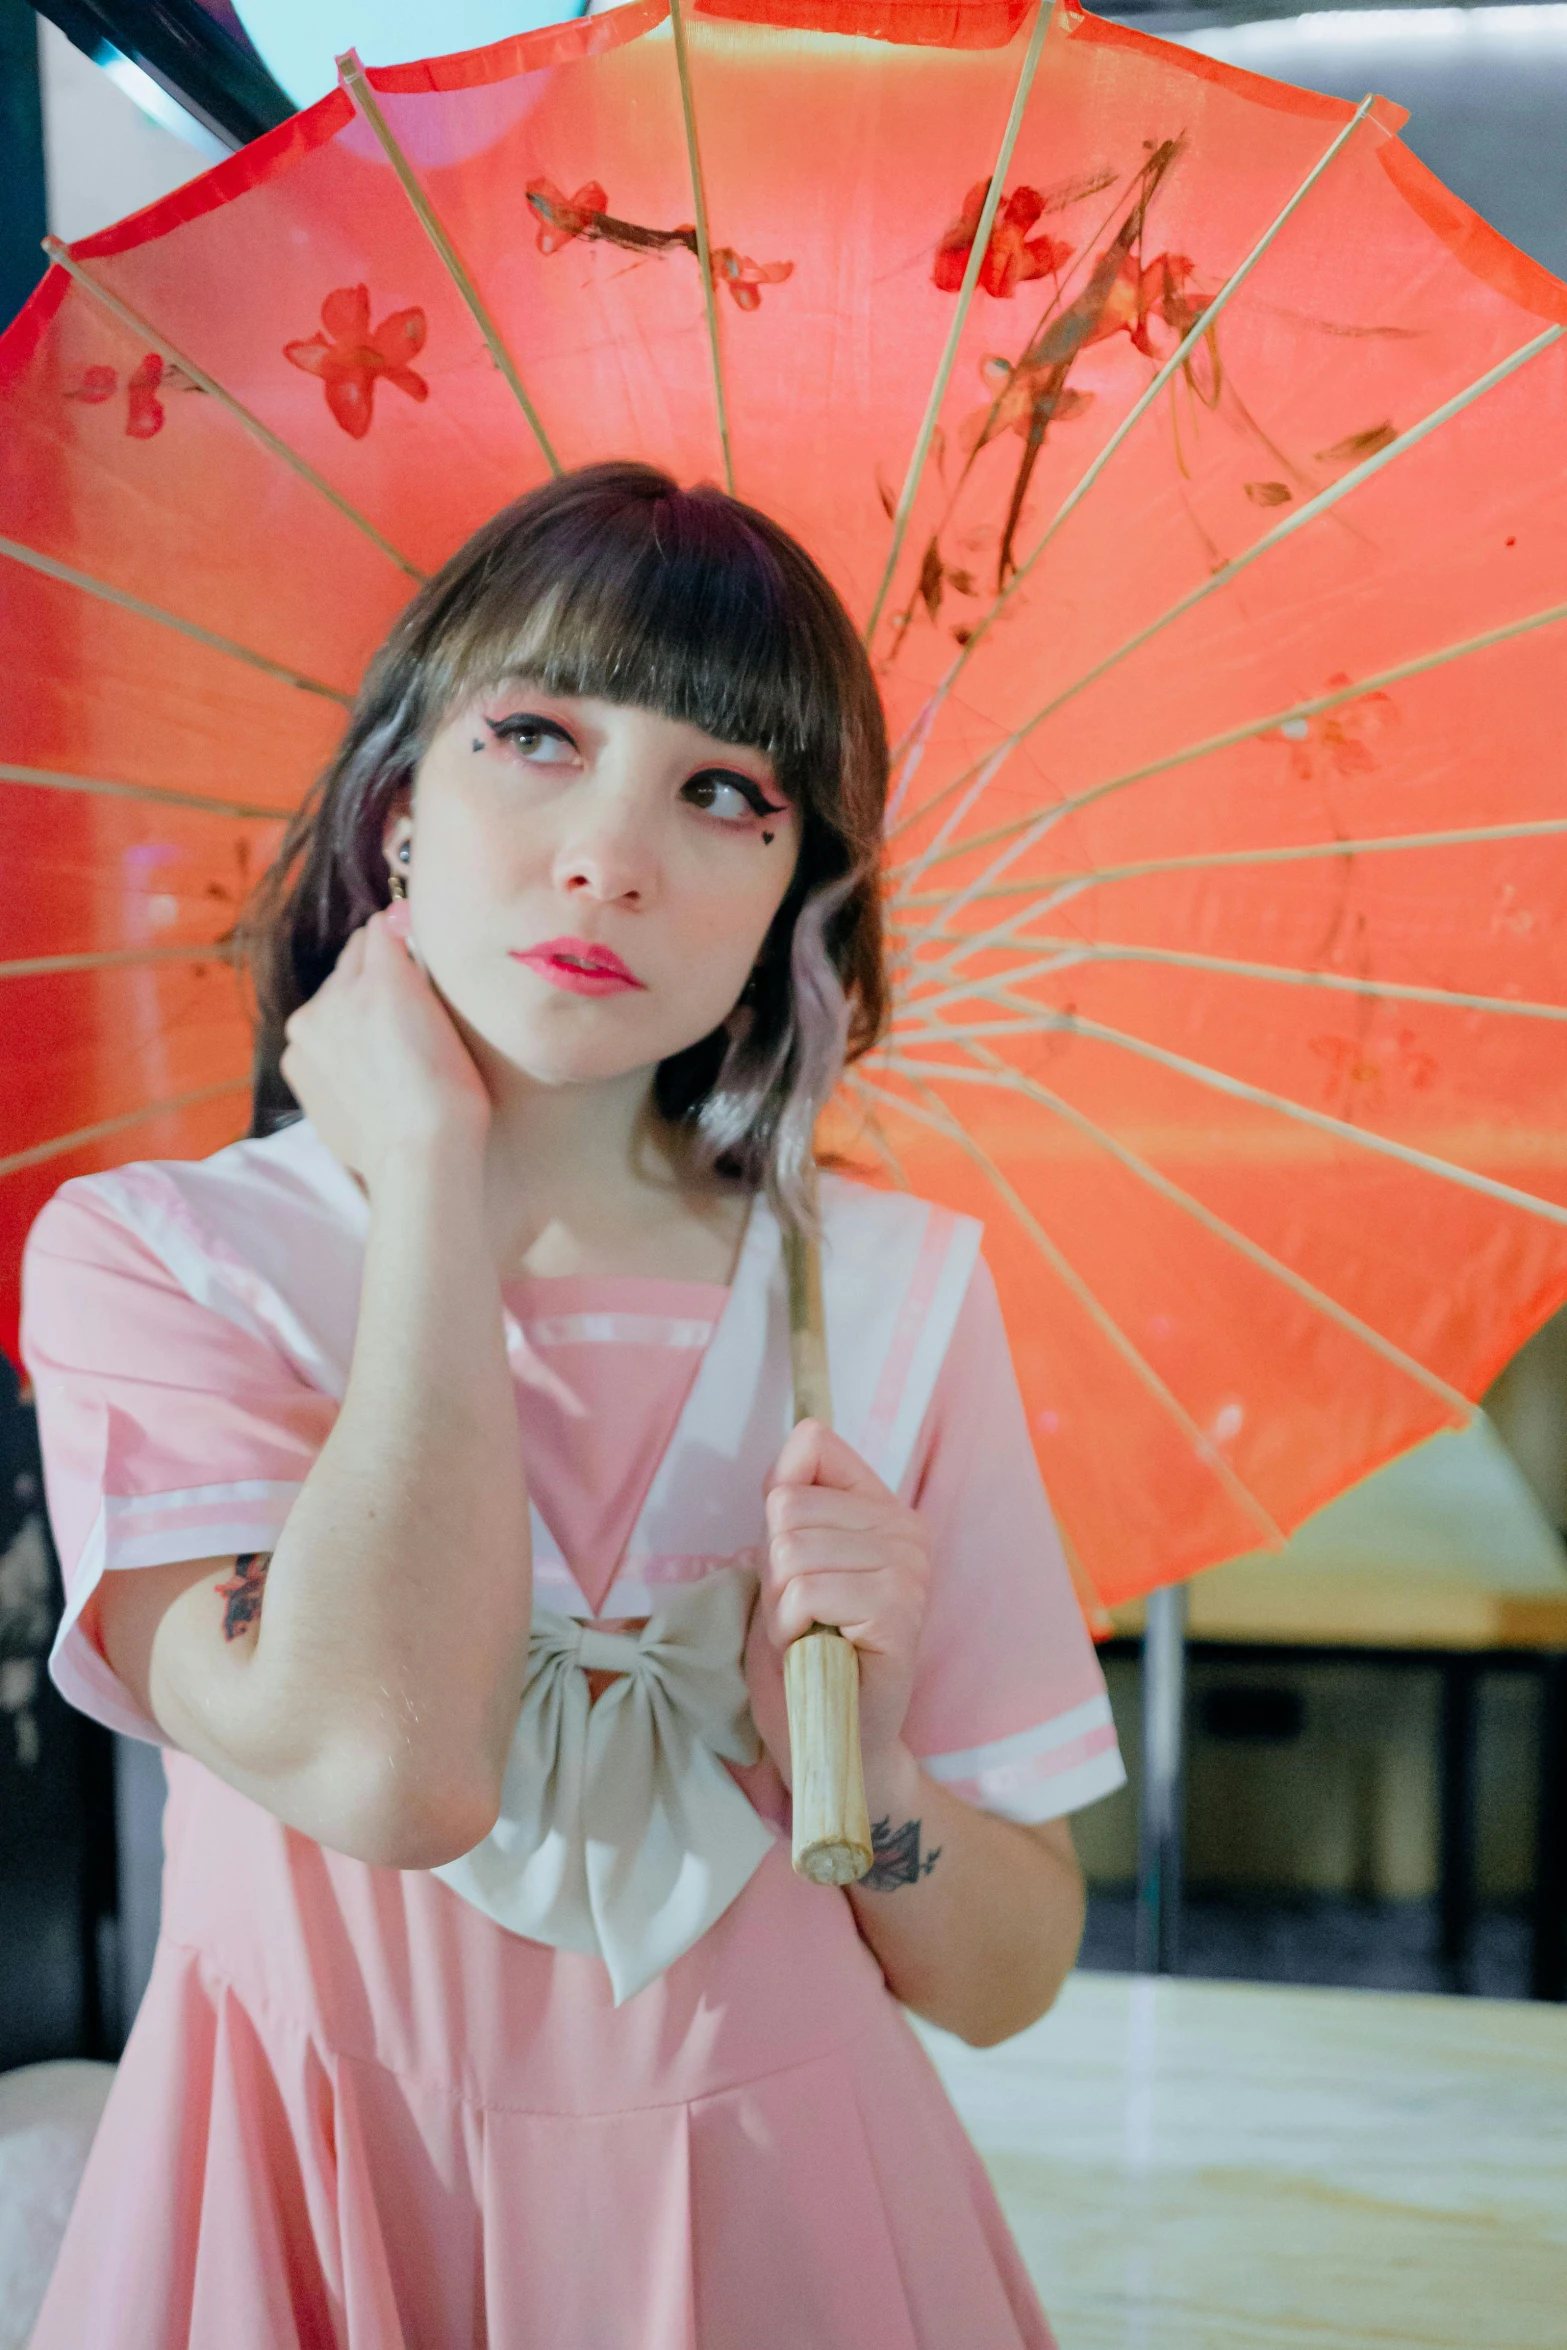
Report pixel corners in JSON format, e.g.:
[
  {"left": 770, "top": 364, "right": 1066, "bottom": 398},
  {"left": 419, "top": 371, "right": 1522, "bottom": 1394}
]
[{"left": 510, "top": 936, "right": 646, "bottom": 996}]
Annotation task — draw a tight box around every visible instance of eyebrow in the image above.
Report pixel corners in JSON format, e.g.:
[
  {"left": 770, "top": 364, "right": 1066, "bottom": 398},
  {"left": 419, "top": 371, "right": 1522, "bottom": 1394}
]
[{"left": 479, "top": 681, "right": 781, "bottom": 772}]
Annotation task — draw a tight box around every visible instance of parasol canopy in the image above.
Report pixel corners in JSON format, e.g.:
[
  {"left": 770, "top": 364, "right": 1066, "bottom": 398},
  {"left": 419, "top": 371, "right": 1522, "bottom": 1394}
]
[{"left": 5, "top": 0, "right": 1567, "bottom": 1612}]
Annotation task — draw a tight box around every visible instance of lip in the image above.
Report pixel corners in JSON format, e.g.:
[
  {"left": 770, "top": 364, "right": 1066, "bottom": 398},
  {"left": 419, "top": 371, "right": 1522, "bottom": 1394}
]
[{"left": 509, "top": 936, "right": 647, "bottom": 997}]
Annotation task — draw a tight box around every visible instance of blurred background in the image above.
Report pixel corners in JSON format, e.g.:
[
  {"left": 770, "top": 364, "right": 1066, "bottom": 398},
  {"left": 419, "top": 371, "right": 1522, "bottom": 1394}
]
[{"left": 2, "top": 0, "right": 1566, "bottom": 2105}]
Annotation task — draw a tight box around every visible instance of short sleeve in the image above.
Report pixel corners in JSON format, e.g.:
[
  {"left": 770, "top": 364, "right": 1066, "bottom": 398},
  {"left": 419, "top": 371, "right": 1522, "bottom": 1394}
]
[
  {"left": 897, "top": 1254, "right": 1126, "bottom": 1824},
  {"left": 19, "top": 1181, "right": 337, "bottom": 1745}
]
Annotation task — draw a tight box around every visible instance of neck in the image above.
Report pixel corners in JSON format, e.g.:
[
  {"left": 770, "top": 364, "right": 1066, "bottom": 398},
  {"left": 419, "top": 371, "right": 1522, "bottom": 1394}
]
[{"left": 468, "top": 1036, "right": 748, "bottom": 1285}]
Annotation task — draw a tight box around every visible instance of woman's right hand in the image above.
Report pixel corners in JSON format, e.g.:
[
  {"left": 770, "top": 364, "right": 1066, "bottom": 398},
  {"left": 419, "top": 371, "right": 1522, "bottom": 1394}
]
[{"left": 280, "top": 906, "right": 493, "bottom": 1188}]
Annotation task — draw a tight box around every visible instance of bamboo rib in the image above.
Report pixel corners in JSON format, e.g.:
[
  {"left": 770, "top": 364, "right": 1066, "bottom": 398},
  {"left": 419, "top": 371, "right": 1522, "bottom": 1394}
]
[
  {"left": 898, "top": 744, "right": 1015, "bottom": 892},
  {"left": 668, "top": 0, "right": 734, "bottom": 495},
  {"left": 904, "top": 938, "right": 1567, "bottom": 1028},
  {"left": 862, "top": 0, "right": 1052, "bottom": 648},
  {"left": 906, "top": 93, "right": 1379, "bottom": 724},
  {"left": 337, "top": 51, "right": 561, "bottom": 476},
  {"left": 0, "top": 1080, "right": 250, "bottom": 1182},
  {"left": 850, "top": 1066, "right": 1287, "bottom": 1545},
  {"left": 881, "top": 1025, "right": 1567, "bottom": 1230},
  {"left": 889, "top": 595, "right": 1567, "bottom": 918},
  {"left": 953, "top": 1042, "right": 1472, "bottom": 1417},
  {"left": 892, "top": 818, "right": 1567, "bottom": 914},
  {"left": 45, "top": 241, "right": 427, "bottom": 583},
  {"left": 0, "top": 941, "right": 239, "bottom": 981},
  {"left": 886, "top": 692, "right": 941, "bottom": 825},
  {"left": 1, "top": 762, "right": 289, "bottom": 822},
  {"left": 0, "top": 536, "right": 352, "bottom": 703},
  {"left": 893, "top": 330, "right": 1565, "bottom": 907}
]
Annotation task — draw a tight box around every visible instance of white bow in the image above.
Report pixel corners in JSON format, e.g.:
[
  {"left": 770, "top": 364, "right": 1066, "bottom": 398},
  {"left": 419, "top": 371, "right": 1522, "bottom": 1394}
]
[{"left": 430, "top": 1566, "right": 777, "bottom": 2003}]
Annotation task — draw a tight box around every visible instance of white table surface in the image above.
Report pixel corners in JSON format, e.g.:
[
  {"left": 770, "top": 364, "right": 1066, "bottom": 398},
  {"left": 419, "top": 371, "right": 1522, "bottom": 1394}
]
[{"left": 917, "top": 1970, "right": 1567, "bottom": 2350}]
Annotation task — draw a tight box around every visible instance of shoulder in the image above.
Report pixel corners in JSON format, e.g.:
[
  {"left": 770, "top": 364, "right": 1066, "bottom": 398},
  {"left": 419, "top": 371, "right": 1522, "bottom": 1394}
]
[
  {"left": 816, "top": 1169, "right": 983, "bottom": 1273},
  {"left": 28, "top": 1118, "right": 360, "bottom": 1270},
  {"left": 23, "top": 1120, "right": 366, "bottom": 1394},
  {"left": 816, "top": 1170, "right": 986, "bottom": 1346},
  {"left": 42, "top": 1116, "right": 354, "bottom": 1235}
]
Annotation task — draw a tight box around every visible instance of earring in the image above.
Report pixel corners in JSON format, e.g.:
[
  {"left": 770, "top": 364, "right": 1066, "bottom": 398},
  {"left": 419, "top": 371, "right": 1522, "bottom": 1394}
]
[{"left": 388, "top": 869, "right": 407, "bottom": 901}]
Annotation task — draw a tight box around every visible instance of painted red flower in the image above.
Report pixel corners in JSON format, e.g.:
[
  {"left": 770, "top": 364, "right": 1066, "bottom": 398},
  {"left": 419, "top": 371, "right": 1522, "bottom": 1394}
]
[
  {"left": 934, "top": 181, "right": 1073, "bottom": 299},
  {"left": 1084, "top": 249, "right": 1204, "bottom": 359},
  {"left": 64, "top": 352, "right": 199, "bottom": 437},
  {"left": 125, "top": 353, "right": 170, "bottom": 439},
  {"left": 64, "top": 364, "right": 117, "bottom": 405},
  {"left": 1271, "top": 673, "right": 1399, "bottom": 783},
  {"left": 527, "top": 177, "right": 609, "bottom": 252},
  {"left": 706, "top": 244, "right": 795, "bottom": 312},
  {"left": 965, "top": 355, "right": 1093, "bottom": 453},
  {"left": 283, "top": 286, "right": 428, "bottom": 441},
  {"left": 1309, "top": 1025, "right": 1436, "bottom": 1110}
]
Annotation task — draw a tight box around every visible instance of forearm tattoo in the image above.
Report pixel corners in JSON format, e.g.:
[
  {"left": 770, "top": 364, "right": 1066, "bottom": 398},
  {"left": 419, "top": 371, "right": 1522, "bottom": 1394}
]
[
  {"left": 862, "top": 1814, "right": 942, "bottom": 1891},
  {"left": 215, "top": 1552, "right": 271, "bottom": 1642}
]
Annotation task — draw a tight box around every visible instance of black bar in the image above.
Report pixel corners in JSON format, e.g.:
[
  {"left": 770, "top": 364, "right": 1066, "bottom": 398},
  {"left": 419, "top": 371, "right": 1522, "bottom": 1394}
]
[
  {"left": 1438, "top": 1657, "right": 1480, "bottom": 1989},
  {"left": 31, "top": 0, "right": 291, "bottom": 149},
  {"left": 0, "top": 0, "right": 48, "bottom": 333},
  {"left": 1532, "top": 1654, "right": 1567, "bottom": 2002},
  {"left": 0, "top": 1356, "right": 120, "bottom": 2065}
]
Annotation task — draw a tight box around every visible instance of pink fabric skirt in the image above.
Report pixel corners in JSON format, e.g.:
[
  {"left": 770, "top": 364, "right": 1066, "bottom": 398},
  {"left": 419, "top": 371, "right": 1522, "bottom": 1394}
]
[{"left": 31, "top": 1755, "right": 1055, "bottom": 2349}]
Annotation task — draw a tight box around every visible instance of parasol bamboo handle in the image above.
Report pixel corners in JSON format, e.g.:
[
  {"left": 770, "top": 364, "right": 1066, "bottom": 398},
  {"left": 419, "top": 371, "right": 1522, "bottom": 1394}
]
[{"left": 783, "top": 1208, "right": 873, "bottom": 1887}]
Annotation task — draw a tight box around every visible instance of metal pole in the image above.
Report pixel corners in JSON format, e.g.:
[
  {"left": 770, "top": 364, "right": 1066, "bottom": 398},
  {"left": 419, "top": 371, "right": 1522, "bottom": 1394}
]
[{"left": 1136, "top": 1581, "right": 1188, "bottom": 1975}]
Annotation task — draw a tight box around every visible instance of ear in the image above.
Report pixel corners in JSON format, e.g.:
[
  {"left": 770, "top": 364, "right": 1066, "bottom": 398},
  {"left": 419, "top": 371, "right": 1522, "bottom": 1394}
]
[{"left": 380, "top": 794, "right": 413, "bottom": 867}]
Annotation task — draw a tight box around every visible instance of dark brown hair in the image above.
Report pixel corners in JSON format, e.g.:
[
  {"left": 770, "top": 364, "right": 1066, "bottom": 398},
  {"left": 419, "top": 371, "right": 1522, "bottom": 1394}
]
[{"left": 238, "top": 462, "right": 889, "bottom": 1225}]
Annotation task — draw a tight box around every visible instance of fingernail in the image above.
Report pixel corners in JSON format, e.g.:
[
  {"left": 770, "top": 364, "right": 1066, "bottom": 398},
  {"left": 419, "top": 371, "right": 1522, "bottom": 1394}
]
[{"left": 385, "top": 900, "right": 412, "bottom": 939}]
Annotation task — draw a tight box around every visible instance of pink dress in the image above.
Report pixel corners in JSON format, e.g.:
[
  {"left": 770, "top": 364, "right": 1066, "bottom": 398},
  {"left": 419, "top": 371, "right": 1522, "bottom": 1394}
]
[{"left": 19, "top": 1134, "right": 1124, "bottom": 2349}]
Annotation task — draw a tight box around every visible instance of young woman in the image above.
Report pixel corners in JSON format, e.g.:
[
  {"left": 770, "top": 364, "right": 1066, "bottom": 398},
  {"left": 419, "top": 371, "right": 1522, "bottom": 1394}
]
[{"left": 21, "top": 462, "right": 1125, "bottom": 2348}]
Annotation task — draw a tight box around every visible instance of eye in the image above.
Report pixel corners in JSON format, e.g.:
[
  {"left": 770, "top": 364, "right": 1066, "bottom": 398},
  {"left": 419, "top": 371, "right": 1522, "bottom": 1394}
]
[
  {"left": 484, "top": 712, "right": 579, "bottom": 765},
  {"left": 683, "top": 767, "right": 788, "bottom": 824}
]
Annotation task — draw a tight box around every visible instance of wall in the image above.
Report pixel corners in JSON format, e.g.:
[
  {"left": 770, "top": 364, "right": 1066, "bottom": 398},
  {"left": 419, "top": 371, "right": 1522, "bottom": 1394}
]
[
  {"left": 37, "top": 16, "right": 218, "bottom": 247},
  {"left": 1077, "top": 1649, "right": 1546, "bottom": 1902},
  {"left": 1145, "top": 2, "right": 1567, "bottom": 276}
]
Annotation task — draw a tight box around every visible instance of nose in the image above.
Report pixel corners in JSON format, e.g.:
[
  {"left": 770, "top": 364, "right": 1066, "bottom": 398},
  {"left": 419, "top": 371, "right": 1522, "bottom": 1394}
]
[{"left": 552, "top": 788, "right": 657, "bottom": 908}]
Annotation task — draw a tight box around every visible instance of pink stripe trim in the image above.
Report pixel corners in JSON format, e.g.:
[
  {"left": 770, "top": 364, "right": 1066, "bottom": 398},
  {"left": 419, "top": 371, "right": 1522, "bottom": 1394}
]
[
  {"left": 626, "top": 1549, "right": 762, "bottom": 1588},
  {"left": 106, "top": 1500, "right": 280, "bottom": 1536},
  {"left": 950, "top": 1721, "right": 1119, "bottom": 1804},
  {"left": 859, "top": 1206, "right": 957, "bottom": 1464}
]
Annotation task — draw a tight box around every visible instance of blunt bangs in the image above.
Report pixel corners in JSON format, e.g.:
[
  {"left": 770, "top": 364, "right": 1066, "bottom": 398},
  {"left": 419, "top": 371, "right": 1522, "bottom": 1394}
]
[{"left": 434, "top": 481, "right": 843, "bottom": 806}]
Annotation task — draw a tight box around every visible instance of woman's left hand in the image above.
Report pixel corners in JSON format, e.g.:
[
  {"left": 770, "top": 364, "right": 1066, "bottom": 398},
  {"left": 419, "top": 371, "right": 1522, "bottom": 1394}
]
[{"left": 746, "top": 1419, "right": 931, "bottom": 1782}]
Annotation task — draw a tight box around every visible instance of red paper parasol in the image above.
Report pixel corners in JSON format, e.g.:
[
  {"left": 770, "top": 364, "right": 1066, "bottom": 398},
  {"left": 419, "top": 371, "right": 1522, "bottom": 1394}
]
[{"left": 5, "top": 0, "right": 1567, "bottom": 1614}]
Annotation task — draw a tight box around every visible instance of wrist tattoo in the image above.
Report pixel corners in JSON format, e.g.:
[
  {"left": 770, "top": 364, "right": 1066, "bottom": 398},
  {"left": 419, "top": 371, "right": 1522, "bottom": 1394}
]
[
  {"left": 215, "top": 1552, "right": 271, "bottom": 1642},
  {"left": 862, "top": 1814, "right": 942, "bottom": 1891}
]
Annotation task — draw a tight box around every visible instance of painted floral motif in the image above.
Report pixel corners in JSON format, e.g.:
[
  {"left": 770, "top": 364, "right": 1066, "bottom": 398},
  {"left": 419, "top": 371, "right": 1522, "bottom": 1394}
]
[
  {"left": 1271, "top": 674, "right": 1399, "bottom": 783},
  {"left": 933, "top": 180, "right": 1073, "bottom": 299},
  {"left": 968, "top": 358, "right": 1092, "bottom": 455},
  {"left": 64, "top": 351, "right": 200, "bottom": 438},
  {"left": 1309, "top": 1025, "right": 1436, "bottom": 1111},
  {"left": 283, "top": 286, "right": 428, "bottom": 440},
  {"left": 529, "top": 177, "right": 609, "bottom": 251},
  {"left": 888, "top": 142, "right": 1192, "bottom": 647},
  {"left": 526, "top": 177, "right": 793, "bottom": 313},
  {"left": 885, "top": 136, "right": 1406, "bottom": 663}
]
